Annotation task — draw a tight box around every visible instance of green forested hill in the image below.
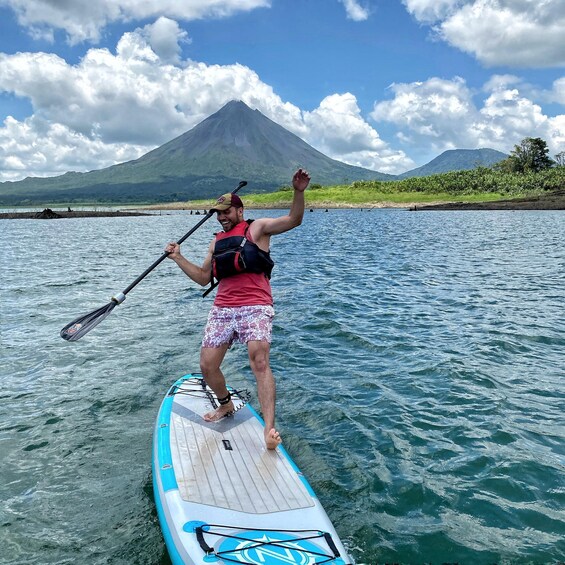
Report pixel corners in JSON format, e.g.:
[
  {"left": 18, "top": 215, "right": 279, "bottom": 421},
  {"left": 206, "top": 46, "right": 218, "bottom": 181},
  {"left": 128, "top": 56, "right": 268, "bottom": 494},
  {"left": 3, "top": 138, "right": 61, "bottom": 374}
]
[
  {"left": 397, "top": 148, "right": 507, "bottom": 178},
  {"left": 234, "top": 166, "right": 565, "bottom": 208}
]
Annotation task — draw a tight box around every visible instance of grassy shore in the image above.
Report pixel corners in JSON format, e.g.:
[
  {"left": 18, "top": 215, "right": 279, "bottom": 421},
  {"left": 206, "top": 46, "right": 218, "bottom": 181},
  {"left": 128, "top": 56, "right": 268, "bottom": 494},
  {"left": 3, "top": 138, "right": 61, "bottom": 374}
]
[
  {"left": 140, "top": 188, "right": 531, "bottom": 211},
  {"left": 238, "top": 187, "right": 509, "bottom": 208},
  {"left": 142, "top": 167, "right": 565, "bottom": 210},
  {"left": 3, "top": 167, "right": 562, "bottom": 212}
]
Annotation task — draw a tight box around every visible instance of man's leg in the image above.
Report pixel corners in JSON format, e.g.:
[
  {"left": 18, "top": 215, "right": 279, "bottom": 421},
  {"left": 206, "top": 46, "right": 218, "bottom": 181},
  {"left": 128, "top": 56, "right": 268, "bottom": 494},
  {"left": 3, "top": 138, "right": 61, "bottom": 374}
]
[
  {"left": 247, "top": 340, "right": 281, "bottom": 450},
  {"left": 200, "top": 344, "right": 234, "bottom": 421}
]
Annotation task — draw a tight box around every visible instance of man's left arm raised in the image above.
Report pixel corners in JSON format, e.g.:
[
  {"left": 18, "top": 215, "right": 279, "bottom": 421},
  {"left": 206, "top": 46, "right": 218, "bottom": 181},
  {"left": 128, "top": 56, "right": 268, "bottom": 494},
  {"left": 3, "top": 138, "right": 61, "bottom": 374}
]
[{"left": 254, "top": 169, "right": 310, "bottom": 238}]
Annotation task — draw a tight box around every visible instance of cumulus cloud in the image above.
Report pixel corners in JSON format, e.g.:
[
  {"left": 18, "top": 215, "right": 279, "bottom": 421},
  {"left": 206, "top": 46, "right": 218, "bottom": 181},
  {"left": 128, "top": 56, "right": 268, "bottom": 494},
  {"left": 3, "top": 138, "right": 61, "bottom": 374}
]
[
  {"left": 0, "top": 23, "right": 409, "bottom": 181},
  {"left": 140, "top": 17, "right": 190, "bottom": 65},
  {"left": 402, "top": 0, "right": 460, "bottom": 23},
  {"left": 547, "top": 115, "right": 565, "bottom": 153},
  {"left": 2, "top": 0, "right": 367, "bottom": 45},
  {"left": 303, "top": 93, "right": 413, "bottom": 173},
  {"left": 2, "top": 0, "right": 271, "bottom": 44},
  {"left": 0, "top": 115, "right": 147, "bottom": 182},
  {"left": 338, "top": 0, "right": 370, "bottom": 21},
  {"left": 371, "top": 75, "right": 565, "bottom": 158},
  {"left": 371, "top": 77, "right": 476, "bottom": 151},
  {"left": 403, "top": 0, "right": 565, "bottom": 68},
  {"left": 2, "top": 2, "right": 562, "bottom": 183},
  {"left": 549, "top": 77, "right": 565, "bottom": 105}
]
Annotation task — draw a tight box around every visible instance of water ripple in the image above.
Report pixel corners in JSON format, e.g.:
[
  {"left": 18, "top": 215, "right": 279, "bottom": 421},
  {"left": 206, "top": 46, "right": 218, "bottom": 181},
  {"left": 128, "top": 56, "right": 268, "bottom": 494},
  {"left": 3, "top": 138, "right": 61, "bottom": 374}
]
[{"left": 1, "top": 210, "right": 564, "bottom": 564}]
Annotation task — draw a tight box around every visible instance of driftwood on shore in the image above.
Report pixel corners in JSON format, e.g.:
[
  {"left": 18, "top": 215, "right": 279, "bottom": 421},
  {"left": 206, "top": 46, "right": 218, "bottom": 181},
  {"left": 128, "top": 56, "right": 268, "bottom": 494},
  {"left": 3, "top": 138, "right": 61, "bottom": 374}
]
[
  {"left": 410, "top": 190, "right": 565, "bottom": 211},
  {"left": 0, "top": 208, "right": 152, "bottom": 219}
]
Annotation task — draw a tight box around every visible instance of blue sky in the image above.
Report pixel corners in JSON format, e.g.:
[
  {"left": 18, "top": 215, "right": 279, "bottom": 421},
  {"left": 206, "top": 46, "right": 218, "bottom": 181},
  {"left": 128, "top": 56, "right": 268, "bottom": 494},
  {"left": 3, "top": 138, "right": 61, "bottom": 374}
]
[{"left": 0, "top": 0, "right": 564, "bottom": 182}]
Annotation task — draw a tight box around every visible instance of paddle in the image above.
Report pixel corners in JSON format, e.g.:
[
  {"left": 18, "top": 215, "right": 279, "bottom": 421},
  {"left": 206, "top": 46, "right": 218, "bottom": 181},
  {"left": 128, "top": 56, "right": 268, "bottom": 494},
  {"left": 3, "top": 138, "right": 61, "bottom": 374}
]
[{"left": 60, "top": 181, "right": 247, "bottom": 341}]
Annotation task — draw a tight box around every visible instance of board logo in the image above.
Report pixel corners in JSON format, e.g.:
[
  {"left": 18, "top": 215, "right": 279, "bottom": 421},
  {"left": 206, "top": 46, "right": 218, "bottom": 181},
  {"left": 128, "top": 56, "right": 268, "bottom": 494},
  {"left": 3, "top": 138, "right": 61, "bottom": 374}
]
[{"left": 218, "top": 532, "right": 325, "bottom": 565}]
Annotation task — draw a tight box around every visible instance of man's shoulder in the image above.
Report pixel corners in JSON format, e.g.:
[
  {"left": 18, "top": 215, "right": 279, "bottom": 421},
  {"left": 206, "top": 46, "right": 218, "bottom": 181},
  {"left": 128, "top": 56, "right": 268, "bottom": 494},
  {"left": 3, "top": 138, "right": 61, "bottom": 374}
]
[
  {"left": 248, "top": 216, "right": 274, "bottom": 226},
  {"left": 247, "top": 216, "right": 266, "bottom": 232},
  {"left": 247, "top": 217, "right": 271, "bottom": 245}
]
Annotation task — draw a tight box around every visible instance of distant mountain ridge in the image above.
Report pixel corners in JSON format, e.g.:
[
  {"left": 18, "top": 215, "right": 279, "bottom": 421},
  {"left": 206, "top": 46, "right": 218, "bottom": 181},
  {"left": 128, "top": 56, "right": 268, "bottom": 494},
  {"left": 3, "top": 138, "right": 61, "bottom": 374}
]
[
  {"left": 397, "top": 148, "right": 507, "bottom": 178},
  {"left": 0, "top": 101, "right": 508, "bottom": 205},
  {"left": 0, "top": 101, "right": 392, "bottom": 205}
]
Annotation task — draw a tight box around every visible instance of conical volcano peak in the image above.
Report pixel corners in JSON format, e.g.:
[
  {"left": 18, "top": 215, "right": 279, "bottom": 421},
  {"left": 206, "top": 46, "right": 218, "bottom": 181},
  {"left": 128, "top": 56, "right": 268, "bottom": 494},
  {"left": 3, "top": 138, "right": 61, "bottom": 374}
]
[
  {"left": 219, "top": 99, "right": 250, "bottom": 110},
  {"left": 0, "top": 101, "right": 390, "bottom": 204},
  {"left": 203, "top": 99, "right": 256, "bottom": 121}
]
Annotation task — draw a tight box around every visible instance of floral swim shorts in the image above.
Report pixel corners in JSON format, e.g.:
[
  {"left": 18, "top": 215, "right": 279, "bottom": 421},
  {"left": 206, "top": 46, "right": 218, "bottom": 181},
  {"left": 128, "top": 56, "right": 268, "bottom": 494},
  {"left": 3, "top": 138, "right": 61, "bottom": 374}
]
[{"left": 202, "top": 305, "right": 275, "bottom": 348}]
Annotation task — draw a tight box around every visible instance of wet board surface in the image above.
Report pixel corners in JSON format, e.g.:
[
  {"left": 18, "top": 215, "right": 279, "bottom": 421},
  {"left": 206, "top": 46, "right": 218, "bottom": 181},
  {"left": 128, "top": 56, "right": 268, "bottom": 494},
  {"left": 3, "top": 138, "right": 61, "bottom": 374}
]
[{"left": 152, "top": 374, "right": 353, "bottom": 565}]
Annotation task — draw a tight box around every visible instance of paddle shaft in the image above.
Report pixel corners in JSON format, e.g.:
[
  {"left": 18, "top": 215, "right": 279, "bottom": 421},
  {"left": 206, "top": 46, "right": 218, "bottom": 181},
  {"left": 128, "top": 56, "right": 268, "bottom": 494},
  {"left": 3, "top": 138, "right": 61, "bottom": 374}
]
[{"left": 121, "top": 181, "right": 246, "bottom": 296}]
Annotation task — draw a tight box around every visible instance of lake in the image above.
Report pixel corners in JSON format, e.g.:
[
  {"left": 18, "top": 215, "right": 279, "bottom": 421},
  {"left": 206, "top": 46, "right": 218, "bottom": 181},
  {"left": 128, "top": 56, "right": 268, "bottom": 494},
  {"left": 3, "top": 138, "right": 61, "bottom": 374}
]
[{"left": 1, "top": 208, "right": 564, "bottom": 564}]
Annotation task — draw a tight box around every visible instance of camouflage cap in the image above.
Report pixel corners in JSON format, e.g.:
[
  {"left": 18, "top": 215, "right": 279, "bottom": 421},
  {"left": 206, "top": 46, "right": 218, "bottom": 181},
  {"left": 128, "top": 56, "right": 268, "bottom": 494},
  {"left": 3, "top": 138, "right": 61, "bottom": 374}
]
[{"left": 211, "top": 193, "right": 244, "bottom": 211}]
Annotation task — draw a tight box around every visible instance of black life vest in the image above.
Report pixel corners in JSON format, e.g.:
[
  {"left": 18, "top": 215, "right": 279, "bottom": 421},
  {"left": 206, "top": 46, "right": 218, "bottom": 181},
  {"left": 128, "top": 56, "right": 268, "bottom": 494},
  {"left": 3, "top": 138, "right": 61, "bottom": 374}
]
[{"left": 204, "top": 220, "right": 274, "bottom": 297}]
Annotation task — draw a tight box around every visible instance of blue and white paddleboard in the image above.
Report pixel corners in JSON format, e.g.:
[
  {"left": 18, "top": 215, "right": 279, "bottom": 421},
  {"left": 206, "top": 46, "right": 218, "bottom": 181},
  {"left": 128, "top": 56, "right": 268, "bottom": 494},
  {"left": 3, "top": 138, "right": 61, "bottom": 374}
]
[{"left": 152, "top": 374, "right": 353, "bottom": 565}]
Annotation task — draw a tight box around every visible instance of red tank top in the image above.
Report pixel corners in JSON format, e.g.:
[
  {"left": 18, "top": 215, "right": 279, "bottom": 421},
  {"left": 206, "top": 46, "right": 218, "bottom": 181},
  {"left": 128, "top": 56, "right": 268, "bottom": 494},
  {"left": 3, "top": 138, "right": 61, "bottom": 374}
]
[{"left": 214, "top": 225, "right": 273, "bottom": 307}]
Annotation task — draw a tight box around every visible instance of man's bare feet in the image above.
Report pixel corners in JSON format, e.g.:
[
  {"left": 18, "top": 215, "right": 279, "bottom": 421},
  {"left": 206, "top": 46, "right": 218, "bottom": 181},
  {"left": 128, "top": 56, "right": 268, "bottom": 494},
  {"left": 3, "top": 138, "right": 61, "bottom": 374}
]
[
  {"left": 265, "top": 428, "right": 282, "bottom": 450},
  {"left": 203, "top": 400, "right": 234, "bottom": 422}
]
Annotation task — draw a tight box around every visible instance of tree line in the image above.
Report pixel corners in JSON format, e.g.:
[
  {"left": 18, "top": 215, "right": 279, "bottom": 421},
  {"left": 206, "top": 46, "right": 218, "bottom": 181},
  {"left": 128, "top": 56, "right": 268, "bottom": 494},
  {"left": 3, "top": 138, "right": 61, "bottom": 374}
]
[
  {"left": 497, "top": 137, "right": 564, "bottom": 173},
  {"left": 346, "top": 136, "right": 563, "bottom": 198}
]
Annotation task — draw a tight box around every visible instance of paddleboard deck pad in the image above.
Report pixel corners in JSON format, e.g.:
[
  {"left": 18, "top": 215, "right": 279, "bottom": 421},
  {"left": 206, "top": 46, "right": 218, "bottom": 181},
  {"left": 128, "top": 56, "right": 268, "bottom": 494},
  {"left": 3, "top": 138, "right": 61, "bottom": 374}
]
[{"left": 153, "top": 374, "right": 352, "bottom": 565}]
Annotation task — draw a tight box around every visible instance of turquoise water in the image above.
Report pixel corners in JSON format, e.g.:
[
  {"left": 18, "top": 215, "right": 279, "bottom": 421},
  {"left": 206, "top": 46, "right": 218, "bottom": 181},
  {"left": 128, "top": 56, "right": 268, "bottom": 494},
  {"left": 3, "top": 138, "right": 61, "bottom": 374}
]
[{"left": 1, "top": 209, "right": 564, "bottom": 564}]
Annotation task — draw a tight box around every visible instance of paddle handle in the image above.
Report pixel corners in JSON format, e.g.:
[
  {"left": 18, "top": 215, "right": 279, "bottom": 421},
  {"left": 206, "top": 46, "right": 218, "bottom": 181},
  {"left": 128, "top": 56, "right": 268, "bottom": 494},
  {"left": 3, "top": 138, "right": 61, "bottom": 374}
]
[{"left": 120, "top": 181, "right": 247, "bottom": 297}]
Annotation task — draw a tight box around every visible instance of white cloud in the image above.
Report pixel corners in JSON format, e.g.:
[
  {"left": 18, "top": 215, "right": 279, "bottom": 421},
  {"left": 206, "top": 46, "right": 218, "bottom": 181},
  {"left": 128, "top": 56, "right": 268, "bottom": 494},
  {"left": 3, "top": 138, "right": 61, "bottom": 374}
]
[
  {"left": 0, "top": 24, "right": 410, "bottom": 181},
  {"left": 2, "top": 0, "right": 370, "bottom": 45},
  {"left": 547, "top": 115, "right": 565, "bottom": 153},
  {"left": 402, "top": 0, "right": 460, "bottom": 23},
  {"left": 474, "top": 85, "right": 550, "bottom": 150},
  {"left": 338, "top": 0, "right": 370, "bottom": 21},
  {"left": 403, "top": 0, "right": 565, "bottom": 68},
  {"left": 0, "top": 115, "right": 147, "bottom": 181},
  {"left": 481, "top": 74, "right": 522, "bottom": 92},
  {"left": 140, "top": 17, "right": 190, "bottom": 65},
  {"left": 2, "top": 5, "right": 563, "bottom": 183},
  {"left": 2, "top": 0, "right": 271, "bottom": 44},
  {"left": 371, "top": 75, "right": 565, "bottom": 158},
  {"left": 371, "top": 77, "right": 476, "bottom": 150},
  {"left": 549, "top": 77, "right": 565, "bottom": 105},
  {"left": 303, "top": 93, "right": 414, "bottom": 173}
]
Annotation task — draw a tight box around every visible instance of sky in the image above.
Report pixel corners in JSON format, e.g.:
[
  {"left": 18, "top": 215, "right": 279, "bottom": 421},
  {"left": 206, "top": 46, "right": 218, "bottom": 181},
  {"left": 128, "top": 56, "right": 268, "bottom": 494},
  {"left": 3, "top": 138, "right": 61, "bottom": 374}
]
[{"left": 0, "top": 0, "right": 564, "bottom": 183}]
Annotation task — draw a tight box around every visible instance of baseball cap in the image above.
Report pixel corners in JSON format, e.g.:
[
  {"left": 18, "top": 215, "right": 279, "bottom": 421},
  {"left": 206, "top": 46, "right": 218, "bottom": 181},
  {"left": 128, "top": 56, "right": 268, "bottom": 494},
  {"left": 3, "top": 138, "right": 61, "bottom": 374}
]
[{"left": 211, "top": 193, "right": 244, "bottom": 211}]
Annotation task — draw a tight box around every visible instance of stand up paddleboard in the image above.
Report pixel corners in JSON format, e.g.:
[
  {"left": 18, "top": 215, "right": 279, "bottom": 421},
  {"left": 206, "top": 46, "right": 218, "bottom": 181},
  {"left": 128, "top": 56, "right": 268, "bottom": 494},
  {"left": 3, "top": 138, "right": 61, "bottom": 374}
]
[{"left": 152, "top": 374, "right": 352, "bottom": 565}]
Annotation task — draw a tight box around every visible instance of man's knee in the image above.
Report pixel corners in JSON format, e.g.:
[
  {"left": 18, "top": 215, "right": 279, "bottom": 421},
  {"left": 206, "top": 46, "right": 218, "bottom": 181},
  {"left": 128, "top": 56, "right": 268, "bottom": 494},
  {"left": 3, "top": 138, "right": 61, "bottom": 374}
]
[
  {"left": 251, "top": 357, "right": 269, "bottom": 374},
  {"left": 248, "top": 344, "right": 270, "bottom": 374},
  {"left": 200, "top": 347, "right": 225, "bottom": 375},
  {"left": 200, "top": 358, "right": 213, "bottom": 375}
]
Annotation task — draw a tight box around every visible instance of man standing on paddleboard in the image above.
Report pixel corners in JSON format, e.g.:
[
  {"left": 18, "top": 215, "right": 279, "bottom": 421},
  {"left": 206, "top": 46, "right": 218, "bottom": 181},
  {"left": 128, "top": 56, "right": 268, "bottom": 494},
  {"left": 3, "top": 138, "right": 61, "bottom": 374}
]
[{"left": 165, "top": 168, "right": 310, "bottom": 449}]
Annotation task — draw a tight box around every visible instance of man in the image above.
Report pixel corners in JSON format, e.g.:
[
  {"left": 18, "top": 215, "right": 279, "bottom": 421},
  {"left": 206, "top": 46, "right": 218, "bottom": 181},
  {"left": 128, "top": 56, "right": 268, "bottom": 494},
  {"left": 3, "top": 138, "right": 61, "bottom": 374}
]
[{"left": 165, "top": 168, "right": 310, "bottom": 450}]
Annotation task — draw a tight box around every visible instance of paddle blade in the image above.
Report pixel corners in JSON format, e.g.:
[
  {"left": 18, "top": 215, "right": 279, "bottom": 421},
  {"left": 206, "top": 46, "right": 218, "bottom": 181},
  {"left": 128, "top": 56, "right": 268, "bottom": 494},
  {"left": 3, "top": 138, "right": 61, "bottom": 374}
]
[{"left": 60, "top": 301, "right": 117, "bottom": 341}]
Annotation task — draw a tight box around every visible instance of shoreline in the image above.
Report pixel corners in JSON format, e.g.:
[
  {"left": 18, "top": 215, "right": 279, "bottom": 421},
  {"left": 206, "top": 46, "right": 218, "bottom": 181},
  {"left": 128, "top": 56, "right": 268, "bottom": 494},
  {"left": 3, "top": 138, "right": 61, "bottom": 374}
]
[
  {"left": 412, "top": 189, "right": 565, "bottom": 211},
  {"left": 0, "top": 202, "right": 443, "bottom": 218},
  {"left": 131, "top": 189, "right": 565, "bottom": 212},
  {"left": 2, "top": 190, "right": 563, "bottom": 218},
  {"left": 134, "top": 202, "right": 419, "bottom": 211},
  {"left": 0, "top": 209, "right": 152, "bottom": 220}
]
